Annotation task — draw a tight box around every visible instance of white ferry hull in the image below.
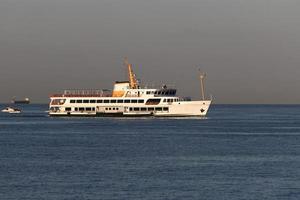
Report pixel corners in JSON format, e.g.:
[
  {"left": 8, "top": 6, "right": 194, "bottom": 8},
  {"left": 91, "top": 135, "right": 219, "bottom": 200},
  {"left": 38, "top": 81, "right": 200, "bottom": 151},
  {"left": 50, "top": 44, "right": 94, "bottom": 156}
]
[
  {"left": 48, "top": 100, "right": 211, "bottom": 117},
  {"left": 159, "top": 101, "right": 211, "bottom": 117}
]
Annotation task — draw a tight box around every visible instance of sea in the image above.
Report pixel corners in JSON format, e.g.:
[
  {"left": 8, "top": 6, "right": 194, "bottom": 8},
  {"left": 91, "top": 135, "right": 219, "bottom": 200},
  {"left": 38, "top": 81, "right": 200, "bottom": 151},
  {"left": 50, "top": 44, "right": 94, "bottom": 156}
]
[{"left": 1, "top": 104, "right": 300, "bottom": 200}]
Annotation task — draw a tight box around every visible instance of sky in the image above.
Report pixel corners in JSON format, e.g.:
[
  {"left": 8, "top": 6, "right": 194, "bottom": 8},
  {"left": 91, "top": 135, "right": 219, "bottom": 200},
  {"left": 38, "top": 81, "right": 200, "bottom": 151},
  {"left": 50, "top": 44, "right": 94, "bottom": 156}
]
[{"left": 1, "top": 0, "right": 300, "bottom": 104}]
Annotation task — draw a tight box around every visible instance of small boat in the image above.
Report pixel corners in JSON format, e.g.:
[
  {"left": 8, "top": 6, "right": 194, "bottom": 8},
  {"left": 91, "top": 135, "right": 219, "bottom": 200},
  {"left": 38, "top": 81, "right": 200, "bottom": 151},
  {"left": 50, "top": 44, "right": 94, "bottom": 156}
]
[
  {"left": 1, "top": 107, "right": 22, "bottom": 114},
  {"left": 11, "top": 97, "right": 30, "bottom": 104}
]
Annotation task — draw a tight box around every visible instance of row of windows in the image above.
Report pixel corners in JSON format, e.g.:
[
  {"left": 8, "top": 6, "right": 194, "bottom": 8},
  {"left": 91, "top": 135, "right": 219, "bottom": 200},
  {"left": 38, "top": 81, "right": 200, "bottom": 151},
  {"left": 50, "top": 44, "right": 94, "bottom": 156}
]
[
  {"left": 105, "top": 107, "right": 119, "bottom": 111},
  {"left": 163, "top": 98, "right": 179, "bottom": 103},
  {"left": 65, "top": 107, "right": 96, "bottom": 112},
  {"left": 128, "top": 107, "right": 169, "bottom": 112},
  {"left": 146, "top": 90, "right": 176, "bottom": 95},
  {"left": 70, "top": 99, "right": 144, "bottom": 104},
  {"left": 65, "top": 106, "right": 168, "bottom": 112},
  {"left": 69, "top": 98, "right": 179, "bottom": 104}
]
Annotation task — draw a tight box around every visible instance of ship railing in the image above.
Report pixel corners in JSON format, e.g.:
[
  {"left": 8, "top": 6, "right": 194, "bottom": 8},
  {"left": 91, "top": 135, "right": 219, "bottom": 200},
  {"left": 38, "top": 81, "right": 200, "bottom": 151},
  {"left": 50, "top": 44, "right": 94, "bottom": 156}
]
[
  {"left": 50, "top": 94, "right": 112, "bottom": 97},
  {"left": 50, "top": 89, "right": 112, "bottom": 97},
  {"left": 139, "top": 83, "right": 176, "bottom": 90},
  {"left": 63, "top": 89, "right": 108, "bottom": 95}
]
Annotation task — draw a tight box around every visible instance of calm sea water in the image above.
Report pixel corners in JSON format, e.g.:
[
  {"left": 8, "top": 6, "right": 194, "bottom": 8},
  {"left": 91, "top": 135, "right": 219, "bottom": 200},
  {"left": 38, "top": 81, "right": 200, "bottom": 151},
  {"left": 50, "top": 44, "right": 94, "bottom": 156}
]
[{"left": 1, "top": 104, "right": 300, "bottom": 200}]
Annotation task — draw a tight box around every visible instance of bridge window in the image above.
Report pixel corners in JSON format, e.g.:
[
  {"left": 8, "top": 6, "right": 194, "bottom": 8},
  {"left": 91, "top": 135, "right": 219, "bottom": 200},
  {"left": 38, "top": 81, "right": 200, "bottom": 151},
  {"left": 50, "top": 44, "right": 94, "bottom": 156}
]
[
  {"left": 117, "top": 99, "right": 123, "bottom": 103},
  {"left": 146, "top": 98, "right": 161, "bottom": 105},
  {"left": 138, "top": 100, "right": 144, "bottom": 103},
  {"left": 104, "top": 100, "right": 109, "bottom": 103},
  {"left": 131, "top": 99, "right": 138, "bottom": 103},
  {"left": 70, "top": 100, "right": 75, "bottom": 103},
  {"left": 51, "top": 99, "right": 66, "bottom": 105},
  {"left": 83, "top": 100, "right": 89, "bottom": 103},
  {"left": 90, "top": 100, "right": 96, "bottom": 103},
  {"left": 124, "top": 99, "right": 130, "bottom": 103},
  {"left": 97, "top": 100, "right": 103, "bottom": 103},
  {"left": 111, "top": 100, "right": 116, "bottom": 103}
]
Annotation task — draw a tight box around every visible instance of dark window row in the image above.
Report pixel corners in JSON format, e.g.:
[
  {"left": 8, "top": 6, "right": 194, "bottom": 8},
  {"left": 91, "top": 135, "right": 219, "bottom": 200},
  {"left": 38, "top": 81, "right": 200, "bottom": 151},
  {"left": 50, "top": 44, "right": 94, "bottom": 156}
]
[
  {"left": 146, "top": 90, "right": 176, "bottom": 95},
  {"left": 70, "top": 99, "right": 144, "bottom": 104},
  {"left": 73, "top": 107, "right": 96, "bottom": 112},
  {"left": 128, "top": 107, "right": 169, "bottom": 112},
  {"left": 157, "top": 91, "right": 176, "bottom": 95},
  {"left": 146, "top": 91, "right": 154, "bottom": 95},
  {"left": 163, "top": 98, "right": 179, "bottom": 103},
  {"left": 105, "top": 107, "right": 119, "bottom": 111}
]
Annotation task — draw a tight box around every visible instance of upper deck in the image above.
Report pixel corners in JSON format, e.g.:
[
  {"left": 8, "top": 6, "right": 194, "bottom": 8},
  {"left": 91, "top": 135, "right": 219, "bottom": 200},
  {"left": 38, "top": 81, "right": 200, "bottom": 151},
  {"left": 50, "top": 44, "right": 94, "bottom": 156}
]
[
  {"left": 50, "top": 86, "right": 177, "bottom": 99},
  {"left": 50, "top": 90, "right": 112, "bottom": 98}
]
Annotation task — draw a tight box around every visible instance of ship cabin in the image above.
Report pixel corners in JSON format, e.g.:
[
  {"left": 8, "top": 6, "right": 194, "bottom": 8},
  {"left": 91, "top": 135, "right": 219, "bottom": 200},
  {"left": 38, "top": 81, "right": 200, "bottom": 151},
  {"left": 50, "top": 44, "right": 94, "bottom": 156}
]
[{"left": 112, "top": 81, "right": 177, "bottom": 98}]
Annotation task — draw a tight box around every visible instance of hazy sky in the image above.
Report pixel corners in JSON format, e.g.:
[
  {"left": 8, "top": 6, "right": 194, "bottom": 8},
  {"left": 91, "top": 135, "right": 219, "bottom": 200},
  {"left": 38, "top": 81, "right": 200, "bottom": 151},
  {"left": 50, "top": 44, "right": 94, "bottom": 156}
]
[{"left": 1, "top": 0, "right": 300, "bottom": 103}]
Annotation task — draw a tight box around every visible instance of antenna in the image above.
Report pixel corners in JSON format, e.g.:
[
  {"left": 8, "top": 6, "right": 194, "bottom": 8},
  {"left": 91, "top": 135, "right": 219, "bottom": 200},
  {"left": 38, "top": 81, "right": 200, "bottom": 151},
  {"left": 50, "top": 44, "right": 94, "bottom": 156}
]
[{"left": 198, "top": 69, "right": 206, "bottom": 100}]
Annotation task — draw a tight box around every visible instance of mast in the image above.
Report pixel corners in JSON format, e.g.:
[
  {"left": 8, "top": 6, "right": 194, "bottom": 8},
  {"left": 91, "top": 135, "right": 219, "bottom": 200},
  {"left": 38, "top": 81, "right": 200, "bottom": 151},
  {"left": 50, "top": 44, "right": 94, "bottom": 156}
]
[
  {"left": 124, "top": 57, "right": 139, "bottom": 89},
  {"left": 199, "top": 70, "right": 206, "bottom": 100}
]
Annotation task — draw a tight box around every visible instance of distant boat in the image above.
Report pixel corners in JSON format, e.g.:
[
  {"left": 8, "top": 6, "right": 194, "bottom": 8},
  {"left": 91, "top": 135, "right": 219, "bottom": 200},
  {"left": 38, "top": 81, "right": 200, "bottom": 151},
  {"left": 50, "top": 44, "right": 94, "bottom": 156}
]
[
  {"left": 11, "top": 97, "right": 30, "bottom": 104},
  {"left": 1, "top": 107, "right": 21, "bottom": 114}
]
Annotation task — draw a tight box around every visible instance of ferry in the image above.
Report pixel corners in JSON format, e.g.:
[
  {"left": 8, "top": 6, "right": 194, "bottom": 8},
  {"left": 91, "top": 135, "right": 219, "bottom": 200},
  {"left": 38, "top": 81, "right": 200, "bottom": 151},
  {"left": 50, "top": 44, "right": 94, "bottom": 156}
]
[{"left": 49, "top": 59, "right": 212, "bottom": 117}]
